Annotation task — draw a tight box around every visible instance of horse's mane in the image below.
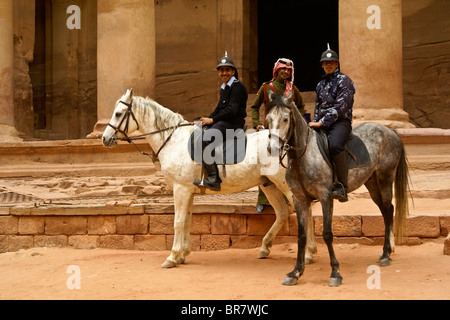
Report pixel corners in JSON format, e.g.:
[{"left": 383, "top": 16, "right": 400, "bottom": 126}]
[
  {"left": 266, "top": 93, "right": 289, "bottom": 114},
  {"left": 266, "top": 93, "right": 304, "bottom": 125},
  {"left": 133, "top": 96, "right": 187, "bottom": 137}
]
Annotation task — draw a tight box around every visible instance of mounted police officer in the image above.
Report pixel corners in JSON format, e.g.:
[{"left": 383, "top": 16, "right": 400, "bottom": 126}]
[
  {"left": 193, "top": 52, "right": 248, "bottom": 191},
  {"left": 308, "top": 44, "right": 355, "bottom": 202}
]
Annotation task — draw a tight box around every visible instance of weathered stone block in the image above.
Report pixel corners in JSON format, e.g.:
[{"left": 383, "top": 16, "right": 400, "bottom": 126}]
[
  {"left": 116, "top": 215, "right": 148, "bottom": 235},
  {"left": 230, "top": 235, "right": 263, "bottom": 249},
  {"left": 121, "top": 185, "right": 144, "bottom": 194},
  {"left": 0, "top": 235, "right": 7, "bottom": 253},
  {"left": 45, "top": 216, "right": 87, "bottom": 235},
  {"left": 444, "top": 234, "right": 450, "bottom": 255},
  {"left": 7, "top": 235, "right": 33, "bottom": 251},
  {"left": 212, "top": 214, "right": 246, "bottom": 235},
  {"left": 191, "top": 214, "right": 211, "bottom": 235},
  {"left": 19, "top": 217, "right": 45, "bottom": 235},
  {"left": 0, "top": 216, "right": 18, "bottom": 235},
  {"left": 406, "top": 216, "right": 440, "bottom": 238},
  {"left": 34, "top": 235, "right": 67, "bottom": 247},
  {"left": 440, "top": 216, "right": 450, "bottom": 236},
  {"left": 314, "top": 216, "right": 361, "bottom": 237},
  {"left": 87, "top": 216, "right": 116, "bottom": 235},
  {"left": 362, "top": 216, "right": 385, "bottom": 237},
  {"left": 200, "top": 235, "right": 230, "bottom": 251},
  {"left": 100, "top": 235, "right": 134, "bottom": 250},
  {"left": 149, "top": 214, "right": 173, "bottom": 235},
  {"left": 247, "top": 215, "right": 289, "bottom": 236},
  {"left": 68, "top": 235, "right": 100, "bottom": 249},
  {"left": 134, "top": 235, "right": 166, "bottom": 251}
]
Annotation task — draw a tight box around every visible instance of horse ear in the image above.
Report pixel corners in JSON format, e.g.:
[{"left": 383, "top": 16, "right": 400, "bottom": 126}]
[
  {"left": 284, "top": 91, "right": 294, "bottom": 107},
  {"left": 266, "top": 86, "right": 276, "bottom": 102},
  {"left": 125, "top": 88, "right": 133, "bottom": 100}
]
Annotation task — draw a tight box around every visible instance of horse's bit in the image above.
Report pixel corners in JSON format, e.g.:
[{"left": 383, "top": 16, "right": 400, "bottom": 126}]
[
  {"left": 268, "top": 131, "right": 292, "bottom": 169},
  {"left": 267, "top": 108, "right": 309, "bottom": 169}
]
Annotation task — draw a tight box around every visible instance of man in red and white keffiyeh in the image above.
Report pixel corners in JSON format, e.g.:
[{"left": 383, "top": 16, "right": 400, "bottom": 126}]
[
  {"left": 250, "top": 58, "right": 308, "bottom": 212},
  {"left": 271, "top": 58, "right": 295, "bottom": 96}
]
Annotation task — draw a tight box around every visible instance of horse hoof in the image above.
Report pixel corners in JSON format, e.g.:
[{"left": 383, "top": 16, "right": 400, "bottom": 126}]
[
  {"left": 161, "top": 259, "right": 177, "bottom": 269},
  {"left": 305, "top": 256, "right": 314, "bottom": 265},
  {"left": 257, "top": 248, "right": 270, "bottom": 259},
  {"left": 176, "top": 256, "right": 186, "bottom": 264},
  {"left": 282, "top": 276, "right": 298, "bottom": 286},
  {"left": 379, "top": 257, "right": 392, "bottom": 267},
  {"left": 328, "top": 277, "right": 343, "bottom": 287}
]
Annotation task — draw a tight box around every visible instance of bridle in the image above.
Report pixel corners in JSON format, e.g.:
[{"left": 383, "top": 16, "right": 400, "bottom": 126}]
[
  {"left": 107, "top": 99, "right": 139, "bottom": 140},
  {"left": 106, "top": 100, "right": 192, "bottom": 160},
  {"left": 267, "top": 105, "right": 310, "bottom": 169}
]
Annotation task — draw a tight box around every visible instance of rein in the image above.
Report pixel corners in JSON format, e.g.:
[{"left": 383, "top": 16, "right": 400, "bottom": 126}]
[
  {"left": 107, "top": 100, "right": 193, "bottom": 160},
  {"left": 269, "top": 107, "right": 310, "bottom": 169}
]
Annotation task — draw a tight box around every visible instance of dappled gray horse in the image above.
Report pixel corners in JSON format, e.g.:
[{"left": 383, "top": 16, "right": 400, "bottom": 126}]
[{"left": 266, "top": 92, "right": 410, "bottom": 287}]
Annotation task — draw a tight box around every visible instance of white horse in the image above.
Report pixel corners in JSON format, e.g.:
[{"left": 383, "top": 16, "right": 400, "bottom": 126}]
[{"left": 102, "top": 89, "right": 316, "bottom": 268}]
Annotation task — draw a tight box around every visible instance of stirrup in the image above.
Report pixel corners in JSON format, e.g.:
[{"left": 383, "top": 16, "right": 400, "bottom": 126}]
[
  {"left": 331, "top": 182, "right": 348, "bottom": 202},
  {"left": 193, "top": 178, "right": 204, "bottom": 187},
  {"left": 193, "top": 168, "right": 207, "bottom": 193}
]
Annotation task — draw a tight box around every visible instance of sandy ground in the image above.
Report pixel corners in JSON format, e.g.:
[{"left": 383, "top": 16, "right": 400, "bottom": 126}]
[
  {"left": 0, "top": 144, "right": 449, "bottom": 301},
  {"left": 0, "top": 241, "right": 448, "bottom": 301}
]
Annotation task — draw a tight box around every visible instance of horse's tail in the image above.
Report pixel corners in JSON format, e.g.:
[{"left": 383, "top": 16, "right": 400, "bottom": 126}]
[{"left": 394, "top": 141, "right": 411, "bottom": 244}]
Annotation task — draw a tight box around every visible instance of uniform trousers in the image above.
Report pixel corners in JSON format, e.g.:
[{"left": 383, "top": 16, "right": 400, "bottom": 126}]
[
  {"left": 202, "top": 119, "right": 245, "bottom": 150},
  {"left": 322, "top": 118, "right": 352, "bottom": 156}
]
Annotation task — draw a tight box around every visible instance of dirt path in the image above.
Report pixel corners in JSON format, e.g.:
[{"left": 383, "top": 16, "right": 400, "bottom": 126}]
[{"left": 1, "top": 241, "right": 448, "bottom": 300}]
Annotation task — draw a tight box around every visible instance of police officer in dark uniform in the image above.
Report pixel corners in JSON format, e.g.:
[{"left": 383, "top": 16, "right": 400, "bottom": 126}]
[
  {"left": 309, "top": 44, "right": 355, "bottom": 202},
  {"left": 193, "top": 53, "right": 248, "bottom": 191}
]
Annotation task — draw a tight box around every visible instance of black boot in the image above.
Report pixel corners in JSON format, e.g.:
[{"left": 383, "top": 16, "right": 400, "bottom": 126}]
[
  {"left": 331, "top": 151, "right": 348, "bottom": 202},
  {"left": 193, "top": 162, "right": 222, "bottom": 191}
]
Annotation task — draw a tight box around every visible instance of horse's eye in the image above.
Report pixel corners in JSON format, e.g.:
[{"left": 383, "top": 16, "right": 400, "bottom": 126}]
[
  {"left": 115, "top": 112, "right": 122, "bottom": 117},
  {"left": 283, "top": 117, "right": 289, "bottom": 122}
]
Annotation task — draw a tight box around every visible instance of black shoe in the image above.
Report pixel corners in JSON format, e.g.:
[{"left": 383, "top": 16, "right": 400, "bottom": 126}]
[
  {"left": 332, "top": 151, "right": 349, "bottom": 202},
  {"left": 193, "top": 162, "right": 221, "bottom": 191},
  {"left": 331, "top": 182, "right": 348, "bottom": 202},
  {"left": 202, "top": 177, "right": 221, "bottom": 191}
]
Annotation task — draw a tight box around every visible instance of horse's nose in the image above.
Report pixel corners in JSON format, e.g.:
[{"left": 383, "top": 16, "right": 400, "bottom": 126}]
[
  {"left": 267, "top": 144, "right": 279, "bottom": 156},
  {"left": 102, "top": 135, "right": 114, "bottom": 147}
]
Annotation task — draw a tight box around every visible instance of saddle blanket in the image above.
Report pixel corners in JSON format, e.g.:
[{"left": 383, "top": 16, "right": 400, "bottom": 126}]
[
  {"left": 316, "top": 129, "right": 371, "bottom": 169},
  {"left": 187, "top": 127, "right": 247, "bottom": 165}
]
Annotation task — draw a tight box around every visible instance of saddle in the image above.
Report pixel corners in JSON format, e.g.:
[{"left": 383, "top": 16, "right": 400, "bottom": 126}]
[
  {"left": 187, "top": 126, "right": 247, "bottom": 165},
  {"left": 315, "top": 129, "right": 370, "bottom": 169}
]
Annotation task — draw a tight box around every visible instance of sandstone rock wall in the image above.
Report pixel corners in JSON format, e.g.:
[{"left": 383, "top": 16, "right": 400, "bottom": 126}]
[
  {"left": 15, "top": 0, "right": 97, "bottom": 140},
  {"left": 403, "top": 0, "right": 450, "bottom": 128},
  {"left": 13, "top": 0, "right": 35, "bottom": 138}
]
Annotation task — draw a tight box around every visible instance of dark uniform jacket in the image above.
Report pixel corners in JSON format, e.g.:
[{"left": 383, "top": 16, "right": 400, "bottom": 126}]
[
  {"left": 209, "top": 77, "right": 247, "bottom": 128},
  {"left": 314, "top": 68, "right": 355, "bottom": 127}
]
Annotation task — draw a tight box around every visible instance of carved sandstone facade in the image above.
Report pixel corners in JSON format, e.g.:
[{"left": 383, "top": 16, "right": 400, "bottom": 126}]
[{"left": 2, "top": 0, "right": 449, "bottom": 141}]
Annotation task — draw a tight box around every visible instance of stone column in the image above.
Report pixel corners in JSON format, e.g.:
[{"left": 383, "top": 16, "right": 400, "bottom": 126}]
[
  {"left": 0, "top": 0, "right": 22, "bottom": 142},
  {"left": 88, "top": 0, "right": 156, "bottom": 138},
  {"left": 339, "top": 0, "right": 413, "bottom": 128}
]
